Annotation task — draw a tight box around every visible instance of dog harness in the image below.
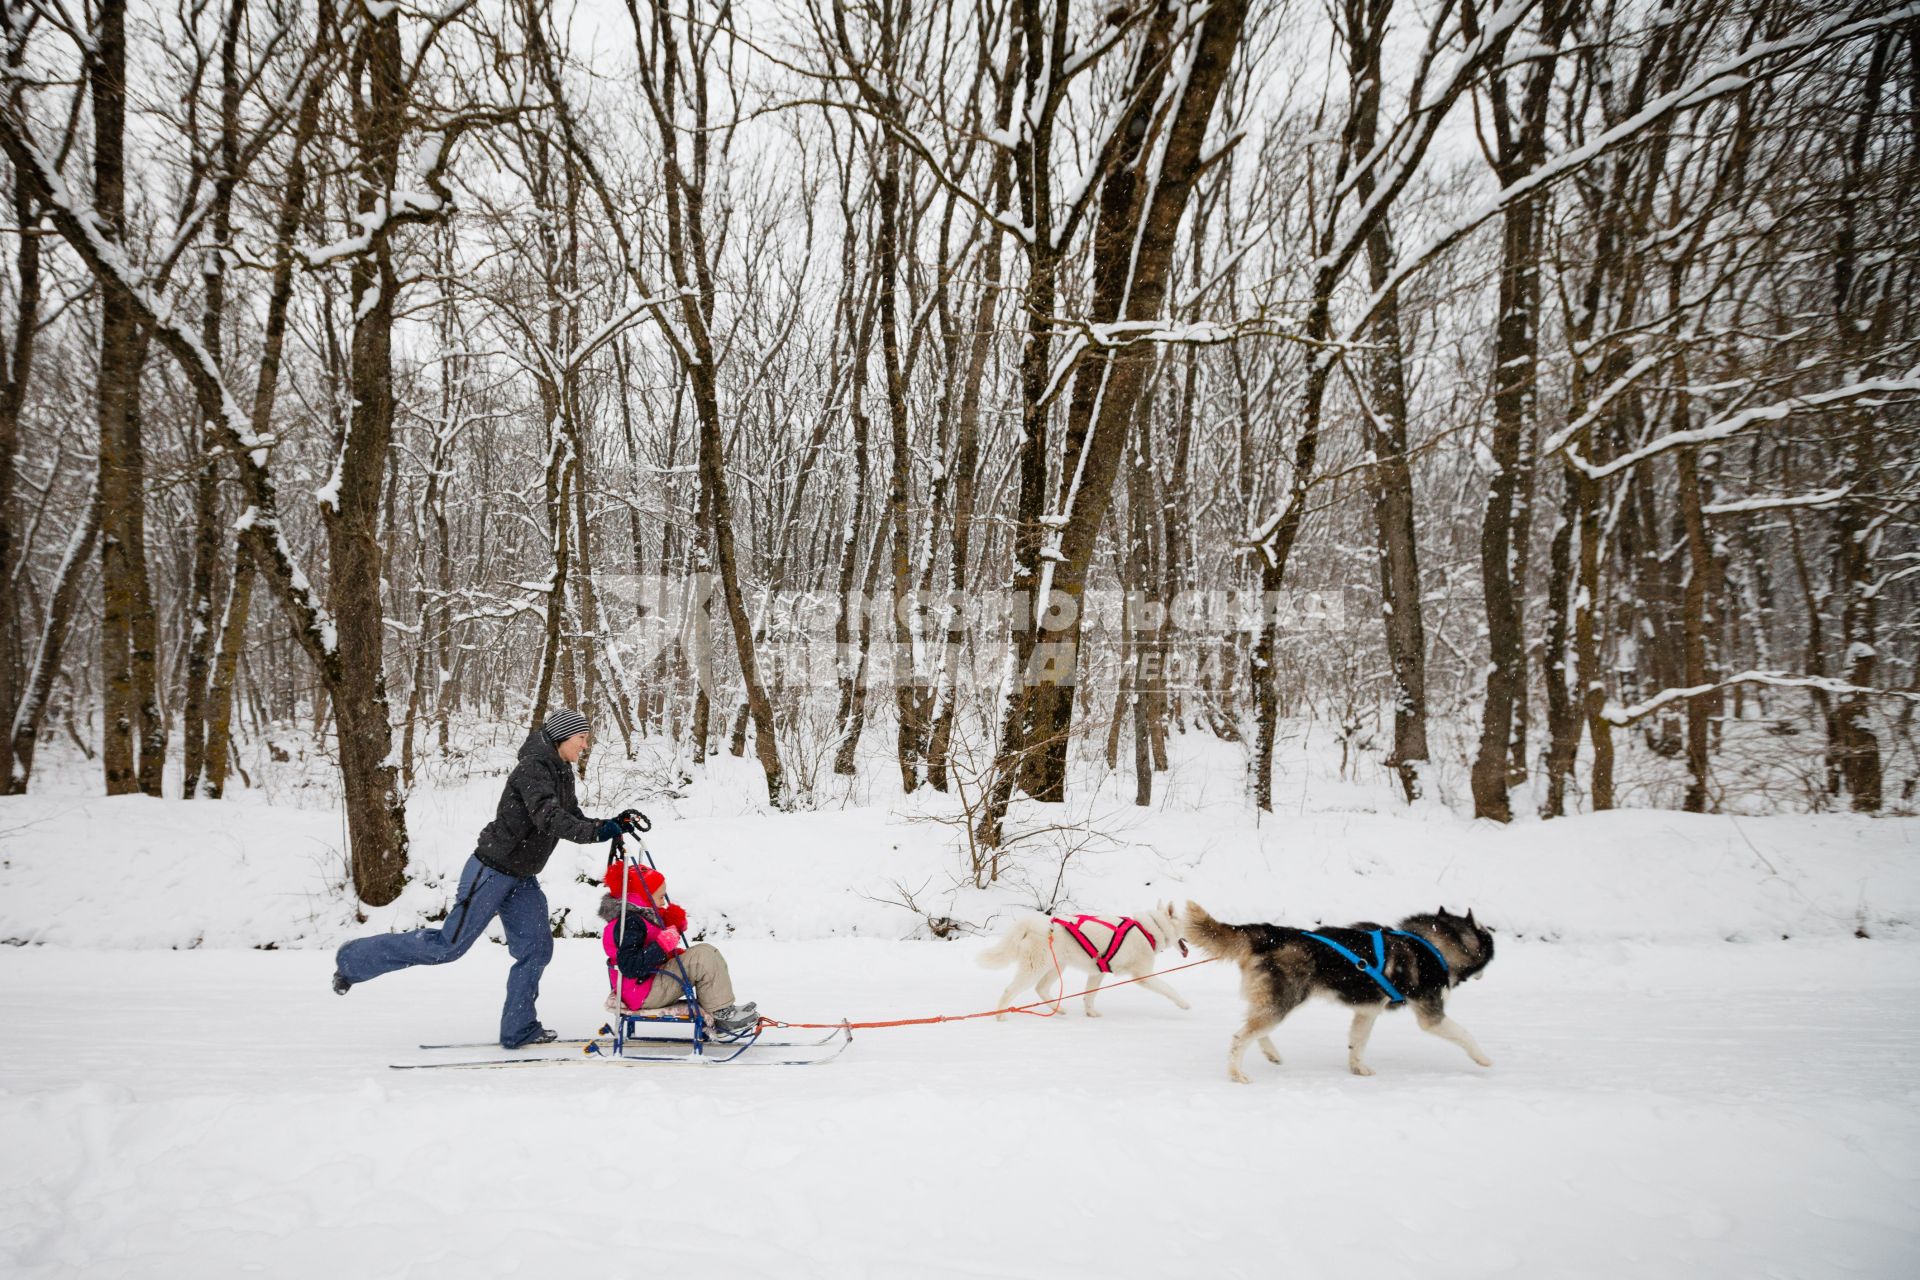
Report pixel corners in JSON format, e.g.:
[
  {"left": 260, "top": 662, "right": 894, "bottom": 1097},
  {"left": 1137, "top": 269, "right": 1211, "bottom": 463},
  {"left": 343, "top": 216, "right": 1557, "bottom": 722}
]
[
  {"left": 1301, "top": 929, "right": 1449, "bottom": 1006},
  {"left": 1053, "top": 915, "right": 1157, "bottom": 973}
]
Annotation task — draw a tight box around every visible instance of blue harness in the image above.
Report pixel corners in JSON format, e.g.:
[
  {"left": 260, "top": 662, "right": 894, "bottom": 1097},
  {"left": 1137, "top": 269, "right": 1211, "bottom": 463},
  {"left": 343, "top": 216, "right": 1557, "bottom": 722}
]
[{"left": 1301, "top": 929, "right": 1450, "bottom": 1006}]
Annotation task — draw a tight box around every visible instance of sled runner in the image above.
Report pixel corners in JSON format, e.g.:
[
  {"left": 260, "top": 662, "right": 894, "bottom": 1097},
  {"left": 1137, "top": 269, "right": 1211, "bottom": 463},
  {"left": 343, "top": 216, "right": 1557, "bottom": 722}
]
[
  {"left": 393, "top": 1001, "right": 850, "bottom": 1070},
  {"left": 391, "top": 1023, "right": 852, "bottom": 1071},
  {"left": 589, "top": 990, "right": 853, "bottom": 1065}
]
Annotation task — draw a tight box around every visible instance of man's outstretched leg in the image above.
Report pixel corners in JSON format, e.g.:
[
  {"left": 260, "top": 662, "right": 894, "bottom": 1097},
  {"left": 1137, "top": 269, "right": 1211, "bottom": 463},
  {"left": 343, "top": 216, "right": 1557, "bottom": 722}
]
[
  {"left": 334, "top": 858, "right": 508, "bottom": 991},
  {"left": 495, "top": 873, "right": 555, "bottom": 1048}
]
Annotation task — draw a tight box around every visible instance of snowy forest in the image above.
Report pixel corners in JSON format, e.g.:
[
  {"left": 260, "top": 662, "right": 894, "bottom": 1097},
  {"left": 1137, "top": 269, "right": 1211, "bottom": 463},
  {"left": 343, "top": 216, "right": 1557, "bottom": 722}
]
[
  {"left": 2, "top": 0, "right": 1916, "bottom": 908},
  {"left": 6, "top": 4, "right": 1920, "bottom": 1274}
]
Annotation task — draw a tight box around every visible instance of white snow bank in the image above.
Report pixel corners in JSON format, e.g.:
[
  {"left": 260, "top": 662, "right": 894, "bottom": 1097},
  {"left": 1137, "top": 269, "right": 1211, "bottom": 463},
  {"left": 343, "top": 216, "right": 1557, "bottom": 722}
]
[{"left": 1, "top": 788, "right": 1915, "bottom": 950}]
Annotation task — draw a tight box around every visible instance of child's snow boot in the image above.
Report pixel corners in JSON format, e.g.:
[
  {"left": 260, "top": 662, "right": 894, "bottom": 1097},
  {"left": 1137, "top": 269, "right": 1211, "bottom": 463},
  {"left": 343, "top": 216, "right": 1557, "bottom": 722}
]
[{"left": 709, "top": 1003, "right": 758, "bottom": 1035}]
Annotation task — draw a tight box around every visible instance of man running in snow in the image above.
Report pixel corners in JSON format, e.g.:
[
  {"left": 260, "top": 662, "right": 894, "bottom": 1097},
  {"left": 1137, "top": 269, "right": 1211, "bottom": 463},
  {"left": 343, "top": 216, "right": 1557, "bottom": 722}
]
[{"left": 331, "top": 708, "right": 644, "bottom": 1048}]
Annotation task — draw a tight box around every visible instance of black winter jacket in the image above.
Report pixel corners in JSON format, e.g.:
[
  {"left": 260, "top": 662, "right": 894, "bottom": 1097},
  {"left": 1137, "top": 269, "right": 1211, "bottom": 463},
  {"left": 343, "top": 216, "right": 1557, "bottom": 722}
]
[{"left": 472, "top": 731, "right": 606, "bottom": 876}]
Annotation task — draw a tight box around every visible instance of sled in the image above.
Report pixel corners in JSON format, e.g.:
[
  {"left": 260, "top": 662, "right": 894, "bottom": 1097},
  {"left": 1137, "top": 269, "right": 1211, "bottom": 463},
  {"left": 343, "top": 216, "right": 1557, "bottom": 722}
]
[
  {"left": 588, "top": 833, "right": 849, "bottom": 1065},
  {"left": 391, "top": 833, "right": 852, "bottom": 1071},
  {"left": 393, "top": 995, "right": 850, "bottom": 1071},
  {"left": 589, "top": 984, "right": 852, "bottom": 1065}
]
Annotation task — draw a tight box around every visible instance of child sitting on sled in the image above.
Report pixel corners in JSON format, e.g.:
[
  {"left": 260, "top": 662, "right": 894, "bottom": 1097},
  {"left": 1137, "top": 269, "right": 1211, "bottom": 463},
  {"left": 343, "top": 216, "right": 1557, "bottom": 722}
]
[{"left": 598, "top": 865, "right": 757, "bottom": 1036}]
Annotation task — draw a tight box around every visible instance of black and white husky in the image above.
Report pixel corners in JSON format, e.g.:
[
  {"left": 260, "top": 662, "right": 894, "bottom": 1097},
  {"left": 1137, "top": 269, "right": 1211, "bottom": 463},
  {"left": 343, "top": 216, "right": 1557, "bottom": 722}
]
[
  {"left": 1182, "top": 901, "right": 1495, "bottom": 1083},
  {"left": 979, "top": 904, "right": 1191, "bottom": 1019}
]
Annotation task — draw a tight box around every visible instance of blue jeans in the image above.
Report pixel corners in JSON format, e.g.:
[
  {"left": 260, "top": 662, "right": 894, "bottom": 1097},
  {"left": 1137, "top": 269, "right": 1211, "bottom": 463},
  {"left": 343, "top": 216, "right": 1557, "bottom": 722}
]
[{"left": 335, "top": 855, "right": 555, "bottom": 1047}]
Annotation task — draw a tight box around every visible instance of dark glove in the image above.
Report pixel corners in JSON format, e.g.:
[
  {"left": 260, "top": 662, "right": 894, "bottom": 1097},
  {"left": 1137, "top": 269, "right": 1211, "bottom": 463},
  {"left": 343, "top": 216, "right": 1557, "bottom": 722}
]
[
  {"left": 613, "top": 808, "right": 651, "bottom": 834},
  {"left": 616, "top": 931, "right": 674, "bottom": 981},
  {"left": 597, "top": 818, "right": 624, "bottom": 840}
]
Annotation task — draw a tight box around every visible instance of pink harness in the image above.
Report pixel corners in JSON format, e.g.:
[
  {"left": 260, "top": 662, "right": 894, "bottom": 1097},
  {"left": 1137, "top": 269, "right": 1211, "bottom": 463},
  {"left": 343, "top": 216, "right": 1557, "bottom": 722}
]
[{"left": 1052, "top": 914, "right": 1157, "bottom": 973}]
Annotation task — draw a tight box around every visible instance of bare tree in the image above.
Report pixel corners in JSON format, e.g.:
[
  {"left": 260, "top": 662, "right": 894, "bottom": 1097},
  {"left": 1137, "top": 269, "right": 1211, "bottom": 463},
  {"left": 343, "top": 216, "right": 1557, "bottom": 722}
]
[{"left": 1466, "top": 0, "right": 1572, "bottom": 822}]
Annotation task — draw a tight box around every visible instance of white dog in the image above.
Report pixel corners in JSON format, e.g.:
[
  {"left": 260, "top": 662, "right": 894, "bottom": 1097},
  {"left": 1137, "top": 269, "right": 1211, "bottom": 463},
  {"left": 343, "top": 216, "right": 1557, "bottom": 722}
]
[{"left": 979, "top": 905, "right": 1191, "bottom": 1019}]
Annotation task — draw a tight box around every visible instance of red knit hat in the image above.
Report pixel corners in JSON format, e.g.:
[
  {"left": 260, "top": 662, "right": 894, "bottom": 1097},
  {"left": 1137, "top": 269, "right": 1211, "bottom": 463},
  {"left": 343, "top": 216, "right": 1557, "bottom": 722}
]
[{"left": 605, "top": 864, "right": 665, "bottom": 902}]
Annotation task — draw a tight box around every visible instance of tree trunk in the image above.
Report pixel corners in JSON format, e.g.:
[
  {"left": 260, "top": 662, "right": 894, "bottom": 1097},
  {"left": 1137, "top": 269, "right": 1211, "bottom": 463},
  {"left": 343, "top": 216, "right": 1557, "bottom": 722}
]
[
  {"left": 832, "top": 299, "right": 877, "bottom": 776},
  {"left": 0, "top": 10, "right": 43, "bottom": 789},
  {"left": 129, "top": 422, "right": 164, "bottom": 796},
  {"left": 1784, "top": 507, "right": 1840, "bottom": 797},
  {"left": 835, "top": 521, "right": 890, "bottom": 778},
  {"left": 1161, "top": 325, "right": 1198, "bottom": 742},
  {"left": 201, "top": 9, "right": 324, "bottom": 798},
  {"left": 1576, "top": 461, "right": 1613, "bottom": 811},
  {"left": 615, "top": 335, "right": 653, "bottom": 736},
  {"left": 1540, "top": 492, "right": 1578, "bottom": 817},
  {"left": 874, "top": 135, "right": 924, "bottom": 793},
  {"left": 1468, "top": 0, "right": 1568, "bottom": 821},
  {"left": 1251, "top": 0, "right": 1496, "bottom": 810},
  {"left": 1508, "top": 410, "right": 1538, "bottom": 787},
  {"left": 1249, "top": 322, "right": 1332, "bottom": 811},
  {"left": 6, "top": 486, "right": 101, "bottom": 791},
  {"left": 180, "top": 439, "right": 224, "bottom": 795},
  {"left": 182, "top": 0, "right": 247, "bottom": 798},
  {"left": 1470, "top": 193, "right": 1540, "bottom": 823},
  {"left": 639, "top": 0, "right": 785, "bottom": 806},
  {"left": 1671, "top": 332, "right": 1722, "bottom": 813},
  {"left": 569, "top": 430, "right": 602, "bottom": 760},
  {"left": 201, "top": 535, "right": 254, "bottom": 799},
  {"left": 1126, "top": 404, "right": 1156, "bottom": 807},
  {"left": 972, "top": 3, "right": 1075, "bottom": 848},
  {"left": 91, "top": 0, "right": 149, "bottom": 796},
  {"left": 533, "top": 428, "right": 572, "bottom": 725},
  {"left": 1826, "top": 30, "right": 1895, "bottom": 812},
  {"left": 327, "top": 6, "right": 411, "bottom": 904},
  {"left": 1351, "top": 0, "right": 1428, "bottom": 802},
  {"left": 1831, "top": 448, "right": 1883, "bottom": 811},
  {"left": 925, "top": 198, "right": 996, "bottom": 788},
  {"left": 1004, "top": 0, "right": 1250, "bottom": 809}
]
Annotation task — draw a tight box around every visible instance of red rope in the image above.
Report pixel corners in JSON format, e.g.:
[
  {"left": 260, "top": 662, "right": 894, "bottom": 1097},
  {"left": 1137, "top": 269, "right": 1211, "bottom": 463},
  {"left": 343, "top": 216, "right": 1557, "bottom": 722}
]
[{"left": 757, "top": 954, "right": 1218, "bottom": 1032}]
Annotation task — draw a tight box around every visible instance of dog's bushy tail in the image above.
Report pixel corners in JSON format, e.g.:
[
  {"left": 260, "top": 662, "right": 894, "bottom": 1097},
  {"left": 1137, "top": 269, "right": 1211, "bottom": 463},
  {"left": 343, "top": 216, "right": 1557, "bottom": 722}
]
[
  {"left": 978, "top": 913, "right": 1049, "bottom": 970},
  {"left": 1181, "top": 901, "right": 1251, "bottom": 962}
]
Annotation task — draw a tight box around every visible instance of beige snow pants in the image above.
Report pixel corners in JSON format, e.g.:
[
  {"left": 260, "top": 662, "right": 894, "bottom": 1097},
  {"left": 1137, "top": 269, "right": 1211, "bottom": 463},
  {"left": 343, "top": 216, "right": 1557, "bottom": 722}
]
[{"left": 637, "top": 942, "right": 737, "bottom": 1012}]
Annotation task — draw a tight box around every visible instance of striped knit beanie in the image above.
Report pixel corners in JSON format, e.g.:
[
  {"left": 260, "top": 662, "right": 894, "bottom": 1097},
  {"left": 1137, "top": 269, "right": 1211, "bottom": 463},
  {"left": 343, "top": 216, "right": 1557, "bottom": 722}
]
[{"left": 542, "top": 707, "right": 590, "bottom": 745}]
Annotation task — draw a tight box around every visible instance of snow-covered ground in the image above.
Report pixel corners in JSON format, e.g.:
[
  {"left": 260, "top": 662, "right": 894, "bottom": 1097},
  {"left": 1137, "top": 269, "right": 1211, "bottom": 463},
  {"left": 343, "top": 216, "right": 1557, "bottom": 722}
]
[
  {"left": 4, "top": 731, "right": 1919, "bottom": 1276},
  {"left": 2, "top": 938, "right": 1916, "bottom": 1278}
]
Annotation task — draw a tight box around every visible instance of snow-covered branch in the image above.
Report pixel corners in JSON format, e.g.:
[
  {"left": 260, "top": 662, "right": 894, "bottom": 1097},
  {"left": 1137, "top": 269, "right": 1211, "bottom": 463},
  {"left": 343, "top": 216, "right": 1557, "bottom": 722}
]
[
  {"left": 1035, "top": 312, "right": 1313, "bottom": 408},
  {"left": 1567, "top": 369, "right": 1920, "bottom": 480},
  {"left": 300, "top": 106, "right": 520, "bottom": 268},
  {"left": 1603, "top": 672, "right": 1920, "bottom": 726},
  {"left": 1703, "top": 488, "right": 1851, "bottom": 517}
]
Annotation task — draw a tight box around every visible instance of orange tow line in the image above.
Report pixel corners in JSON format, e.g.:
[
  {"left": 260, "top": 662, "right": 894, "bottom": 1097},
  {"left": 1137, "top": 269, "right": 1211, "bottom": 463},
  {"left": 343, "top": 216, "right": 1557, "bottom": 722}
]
[{"left": 756, "top": 932, "right": 1218, "bottom": 1033}]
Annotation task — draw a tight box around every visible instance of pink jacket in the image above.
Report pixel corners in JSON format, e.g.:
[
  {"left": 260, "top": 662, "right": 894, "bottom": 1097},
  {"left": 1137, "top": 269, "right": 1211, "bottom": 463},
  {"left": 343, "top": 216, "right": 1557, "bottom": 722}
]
[{"left": 600, "top": 901, "right": 685, "bottom": 1010}]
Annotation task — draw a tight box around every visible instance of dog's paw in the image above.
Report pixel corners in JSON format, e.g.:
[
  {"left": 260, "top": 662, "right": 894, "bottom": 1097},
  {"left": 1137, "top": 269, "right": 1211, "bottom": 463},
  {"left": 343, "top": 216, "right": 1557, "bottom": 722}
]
[
  {"left": 1175, "top": 999, "right": 1192, "bottom": 1010},
  {"left": 1349, "top": 1062, "right": 1375, "bottom": 1077},
  {"left": 1472, "top": 1054, "right": 1493, "bottom": 1068},
  {"left": 1260, "top": 1046, "right": 1281, "bottom": 1065},
  {"left": 1084, "top": 1008, "right": 1102, "bottom": 1018},
  {"left": 1229, "top": 1069, "right": 1251, "bottom": 1084}
]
